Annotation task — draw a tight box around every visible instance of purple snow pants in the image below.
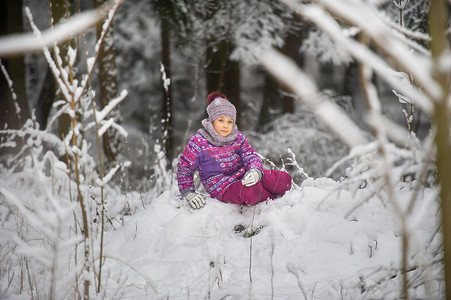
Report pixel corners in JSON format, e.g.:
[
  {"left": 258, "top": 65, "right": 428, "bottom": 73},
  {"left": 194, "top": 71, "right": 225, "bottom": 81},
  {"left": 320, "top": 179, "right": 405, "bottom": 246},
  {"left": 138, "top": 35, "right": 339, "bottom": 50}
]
[{"left": 222, "top": 169, "right": 292, "bottom": 206}]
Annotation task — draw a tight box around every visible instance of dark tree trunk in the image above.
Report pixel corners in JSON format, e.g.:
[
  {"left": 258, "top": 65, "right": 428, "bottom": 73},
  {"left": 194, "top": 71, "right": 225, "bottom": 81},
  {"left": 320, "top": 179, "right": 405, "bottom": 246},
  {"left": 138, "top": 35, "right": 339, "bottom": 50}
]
[
  {"left": 95, "top": 0, "right": 122, "bottom": 162},
  {"left": 206, "top": 40, "right": 227, "bottom": 95},
  {"left": 258, "top": 74, "right": 280, "bottom": 131},
  {"left": 35, "top": 65, "right": 56, "bottom": 129},
  {"left": 223, "top": 46, "right": 240, "bottom": 125},
  {"left": 280, "top": 33, "right": 301, "bottom": 114},
  {"left": 51, "top": 0, "right": 73, "bottom": 140},
  {"left": 258, "top": 32, "right": 302, "bottom": 128},
  {"left": 206, "top": 40, "right": 241, "bottom": 126},
  {"left": 0, "top": 0, "right": 30, "bottom": 130}
]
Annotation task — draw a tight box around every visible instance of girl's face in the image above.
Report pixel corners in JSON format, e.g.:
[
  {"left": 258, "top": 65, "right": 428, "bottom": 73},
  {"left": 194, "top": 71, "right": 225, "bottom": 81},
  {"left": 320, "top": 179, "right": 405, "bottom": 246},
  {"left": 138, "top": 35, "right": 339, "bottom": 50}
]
[{"left": 213, "top": 116, "right": 234, "bottom": 137}]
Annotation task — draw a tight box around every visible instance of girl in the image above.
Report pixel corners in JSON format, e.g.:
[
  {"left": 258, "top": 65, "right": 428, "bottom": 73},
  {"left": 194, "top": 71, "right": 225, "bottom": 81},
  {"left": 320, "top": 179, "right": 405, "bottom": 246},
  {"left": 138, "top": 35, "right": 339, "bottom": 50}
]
[{"left": 177, "top": 92, "right": 292, "bottom": 209}]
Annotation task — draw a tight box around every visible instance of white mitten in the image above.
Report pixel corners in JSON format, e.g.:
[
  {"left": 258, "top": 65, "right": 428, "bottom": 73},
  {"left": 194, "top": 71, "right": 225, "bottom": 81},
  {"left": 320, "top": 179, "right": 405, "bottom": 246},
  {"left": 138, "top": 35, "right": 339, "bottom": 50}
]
[
  {"left": 184, "top": 192, "right": 206, "bottom": 209},
  {"left": 241, "top": 169, "right": 261, "bottom": 187}
]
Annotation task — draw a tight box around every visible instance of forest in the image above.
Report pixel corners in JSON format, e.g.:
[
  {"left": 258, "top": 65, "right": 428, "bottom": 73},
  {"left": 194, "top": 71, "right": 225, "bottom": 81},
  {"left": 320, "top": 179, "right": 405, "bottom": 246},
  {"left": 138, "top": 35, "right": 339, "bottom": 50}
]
[{"left": 0, "top": 0, "right": 449, "bottom": 299}]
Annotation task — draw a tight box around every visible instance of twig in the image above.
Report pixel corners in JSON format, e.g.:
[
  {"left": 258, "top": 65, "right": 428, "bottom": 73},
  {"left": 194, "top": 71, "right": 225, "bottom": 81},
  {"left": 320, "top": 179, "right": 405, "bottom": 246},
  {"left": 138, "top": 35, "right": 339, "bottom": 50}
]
[
  {"left": 249, "top": 206, "right": 257, "bottom": 283},
  {"left": 270, "top": 236, "right": 275, "bottom": 300},
  {"left": 100, "top": 255, "right": 159, "bottom": 294},
  {"left": 24, "top": 258, "right": 35, "bottom": 300},
  {"left": 287, "top": 264, "right": 308, "bottom": 300},
  {"left": 0, "top": 60, "right": 22, "bottom": 127},
  {"left": 80, "top": 8, "right": 108, "bottom": 293}
]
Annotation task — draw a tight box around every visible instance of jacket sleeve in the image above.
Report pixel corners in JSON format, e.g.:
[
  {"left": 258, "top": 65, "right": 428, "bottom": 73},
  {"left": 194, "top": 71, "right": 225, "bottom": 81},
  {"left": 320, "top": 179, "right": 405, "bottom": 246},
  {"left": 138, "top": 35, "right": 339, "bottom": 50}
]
[
  {"left": 239, "top": 134, "right": 263, "bottom": 174},
  {"left": 177, "top": 135, "right": 201, "bottom": 195}
]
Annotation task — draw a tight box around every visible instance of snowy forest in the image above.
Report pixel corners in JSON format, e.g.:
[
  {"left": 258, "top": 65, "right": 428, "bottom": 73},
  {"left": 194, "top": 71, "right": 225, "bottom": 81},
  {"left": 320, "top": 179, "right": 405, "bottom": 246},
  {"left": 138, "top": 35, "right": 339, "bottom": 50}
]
[{"left": 0, "top": 0, "right": 450, "bottom": 299}]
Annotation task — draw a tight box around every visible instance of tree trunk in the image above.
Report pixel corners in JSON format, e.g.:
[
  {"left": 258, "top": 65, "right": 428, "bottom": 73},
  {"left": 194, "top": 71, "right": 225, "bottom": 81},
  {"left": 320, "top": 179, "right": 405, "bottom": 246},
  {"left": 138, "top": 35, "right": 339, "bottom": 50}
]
[
  {"left": 95, "top": 0, "right": 122, "bottom": 162},
  {"left": 223, "top": 48, "right": 240, "bottom": 125},
  {"left": 429, "top": 0, "right": 451, "bottom": 298},
  {"left": 280, "top": 32, "right": 301, "bottom": 114},
  {"left": 160, "top": 17, "right": 174, "bottom": 161},
  {"left": 258, "top": 73, "right": 279, "bottom": 131},
  {"left": 206, "top": 40, "right": 241, "bottom": 126},
  {"left": 0, "top": 0, "right": 29, "bottom": 130},
  {"left": 35, "top": 65, "right": 56, "bottom": 129},
  {"left": 258, "top": 32, "right": 301, "bottom": 128},
  {"left": 206, "top": 40, "right": 227, "bottom": 94},
  {"left": 51, "top": 0, "right": 73, "bottom": 140}
]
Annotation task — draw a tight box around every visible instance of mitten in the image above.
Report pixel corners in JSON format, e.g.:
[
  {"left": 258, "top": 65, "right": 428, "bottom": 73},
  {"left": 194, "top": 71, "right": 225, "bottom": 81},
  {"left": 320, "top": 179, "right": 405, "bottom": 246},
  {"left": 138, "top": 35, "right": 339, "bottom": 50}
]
[
  {"left": 241, "top": 169, "right": 262, "bottom": 187},
  {"left": 184, "top": 191, "right": 206, "bottom": 209}
]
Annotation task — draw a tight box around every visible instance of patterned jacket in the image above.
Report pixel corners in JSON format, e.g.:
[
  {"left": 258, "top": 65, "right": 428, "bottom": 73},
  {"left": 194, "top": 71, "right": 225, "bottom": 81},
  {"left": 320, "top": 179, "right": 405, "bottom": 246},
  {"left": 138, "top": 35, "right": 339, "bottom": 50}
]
[{"left": 177, "top": 131, "right": 263, "bottom": 200}]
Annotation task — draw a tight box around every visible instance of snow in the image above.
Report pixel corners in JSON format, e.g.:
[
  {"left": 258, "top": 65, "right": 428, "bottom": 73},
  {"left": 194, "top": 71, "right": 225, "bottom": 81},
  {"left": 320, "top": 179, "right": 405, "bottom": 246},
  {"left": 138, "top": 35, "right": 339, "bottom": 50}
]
[
  {"left": 87, "top": 57, "right": 96, "bottom": 74},
  {"left": 160, "top": 62, "right": 171, "bottom": 92},
  {"left": 96, "top": 164, "right": 120, "bottom": 187},
  {"left": 95, "top": 0, "right": 123, "bottom": 54},
  {"left": 95, "top": 178, "right": 439, "bottom": 299},
  {"left": 95, "top": 90, "right": 128, "bottom": 123},
  {"left": 0, "top": 130, "right": 441, "bottom": 299},
  {"left": 68, "top": 46, "right": 77, "bottom": 67}
]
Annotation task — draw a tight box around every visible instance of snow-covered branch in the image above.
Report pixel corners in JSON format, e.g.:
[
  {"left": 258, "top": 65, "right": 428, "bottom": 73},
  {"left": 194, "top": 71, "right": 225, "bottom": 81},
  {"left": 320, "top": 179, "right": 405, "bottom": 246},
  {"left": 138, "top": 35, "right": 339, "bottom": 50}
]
[
  {"left": 280, "top": 0, "right": 434, "bottom": 116},
  {"left": 260, "top": 49, "right": 368, "bottom": 148},
  {"left": 298, "top": 0, "right": 440, "bottom": 100},
  {"left": 95, "top": 164, "right": 120, "bottom": 187},
  {"left": 96, "top": 90, "right": 128, "bottom": 123},
  {"left": 0, "top": 1, "right": 118, "bottom": 58}
]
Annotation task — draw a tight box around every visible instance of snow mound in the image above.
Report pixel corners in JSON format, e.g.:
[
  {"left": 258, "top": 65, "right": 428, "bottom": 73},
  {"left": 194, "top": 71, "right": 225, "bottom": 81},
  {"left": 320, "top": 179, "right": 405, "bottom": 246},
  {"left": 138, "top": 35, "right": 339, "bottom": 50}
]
[{"left": 102, "top": 178, "right": 439, "bottom": 299}]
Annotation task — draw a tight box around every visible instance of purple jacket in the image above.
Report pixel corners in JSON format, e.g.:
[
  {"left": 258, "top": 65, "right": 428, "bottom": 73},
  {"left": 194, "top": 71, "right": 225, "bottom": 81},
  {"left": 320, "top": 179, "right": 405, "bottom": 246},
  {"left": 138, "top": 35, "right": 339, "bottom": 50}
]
[{"left": 177, "top": 131, "right": 263, "bottom": 200}]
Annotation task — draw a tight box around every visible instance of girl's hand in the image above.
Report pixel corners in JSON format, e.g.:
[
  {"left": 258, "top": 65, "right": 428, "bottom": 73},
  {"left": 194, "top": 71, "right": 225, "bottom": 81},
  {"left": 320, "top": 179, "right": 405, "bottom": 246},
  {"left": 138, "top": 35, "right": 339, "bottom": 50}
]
[
  {"left": 241, "top": 169, "right": 261, "bottom": 187},
  {"left": 184, "top": 192, "right": 206, "bottom": 209}
]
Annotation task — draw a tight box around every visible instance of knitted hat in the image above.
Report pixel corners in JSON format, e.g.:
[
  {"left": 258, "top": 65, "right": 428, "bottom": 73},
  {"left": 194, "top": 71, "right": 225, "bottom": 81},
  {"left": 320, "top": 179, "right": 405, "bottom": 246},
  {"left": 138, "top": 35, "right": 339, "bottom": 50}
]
[{"left": 206, "top": 92, "right": 237, "bottom": 122}]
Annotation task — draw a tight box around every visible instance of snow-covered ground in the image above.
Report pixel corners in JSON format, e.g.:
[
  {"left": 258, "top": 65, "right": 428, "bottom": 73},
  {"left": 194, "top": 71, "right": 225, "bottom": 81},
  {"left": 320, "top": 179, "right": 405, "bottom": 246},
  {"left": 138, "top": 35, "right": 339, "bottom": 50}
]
[
  {"left": 0, "top": 139, "right": 442, "bottom": 299},
  {"left": 99, "top": 177, "right": 440, "bottom": 299}
]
